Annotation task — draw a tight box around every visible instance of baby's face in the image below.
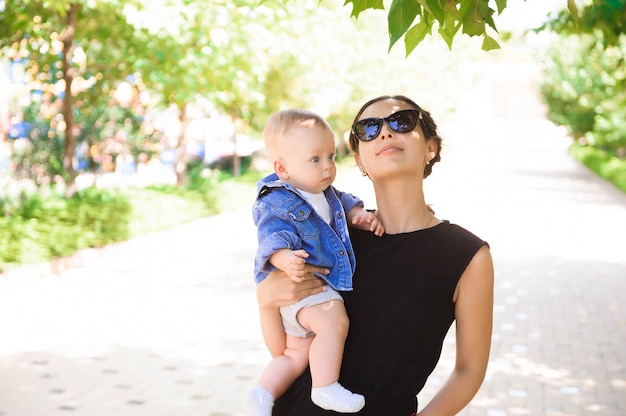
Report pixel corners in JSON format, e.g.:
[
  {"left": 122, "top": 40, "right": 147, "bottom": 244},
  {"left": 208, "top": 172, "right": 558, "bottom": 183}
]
[{"left": 279, "top": 124, "right": 337, "bottom": 194}]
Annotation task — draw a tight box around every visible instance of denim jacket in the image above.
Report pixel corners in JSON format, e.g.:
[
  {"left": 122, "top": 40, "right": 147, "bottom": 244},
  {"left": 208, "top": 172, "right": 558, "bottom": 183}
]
[{"left": 253, "top": 173, "right": 363, "bottom": 291}]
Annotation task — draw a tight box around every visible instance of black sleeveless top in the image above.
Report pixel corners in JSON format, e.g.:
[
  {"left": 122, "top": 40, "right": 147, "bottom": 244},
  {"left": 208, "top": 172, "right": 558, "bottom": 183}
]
[{"left": 273, "top": 221, "right": 487, "bottom": 415}]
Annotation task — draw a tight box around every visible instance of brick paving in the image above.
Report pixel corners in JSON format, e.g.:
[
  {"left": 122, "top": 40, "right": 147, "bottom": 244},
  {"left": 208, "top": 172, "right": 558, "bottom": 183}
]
[{"left": 0, "top": 117, "right": 625, "bottom": 415}]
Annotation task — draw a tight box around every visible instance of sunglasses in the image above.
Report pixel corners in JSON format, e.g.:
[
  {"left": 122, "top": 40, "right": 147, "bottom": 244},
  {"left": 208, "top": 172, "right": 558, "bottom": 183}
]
[{"left": 352, "top": 109, "right": 421, "bottom": 142}]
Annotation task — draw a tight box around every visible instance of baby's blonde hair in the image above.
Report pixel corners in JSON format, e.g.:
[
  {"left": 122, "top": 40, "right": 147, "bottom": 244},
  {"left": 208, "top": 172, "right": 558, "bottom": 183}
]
[{"left": 263, "top": 108, "right": 333, "bottom": 162}]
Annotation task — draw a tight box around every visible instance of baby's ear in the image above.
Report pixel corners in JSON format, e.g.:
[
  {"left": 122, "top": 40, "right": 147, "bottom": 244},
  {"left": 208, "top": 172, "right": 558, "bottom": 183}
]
[{"left": 274, "top": 160, "right": 289, "bottom": 179}]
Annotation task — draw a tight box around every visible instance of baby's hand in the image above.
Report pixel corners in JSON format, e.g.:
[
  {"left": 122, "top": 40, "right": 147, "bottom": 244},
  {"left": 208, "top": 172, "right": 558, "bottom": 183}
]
[
  {"left": 269, "top": 249, "right": 310, "bottom": 282},
  {"left": 351, "top": 210, "right": 384, "bottom": 236}
]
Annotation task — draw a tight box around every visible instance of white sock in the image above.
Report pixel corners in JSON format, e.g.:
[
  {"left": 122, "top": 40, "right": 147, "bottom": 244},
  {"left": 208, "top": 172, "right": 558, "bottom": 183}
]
[
  {"left": 311, "top": 382, "right": 365, "bottom": 413},
  {"left": 244, "top": 385, "right": 274, "bottom": 416}
]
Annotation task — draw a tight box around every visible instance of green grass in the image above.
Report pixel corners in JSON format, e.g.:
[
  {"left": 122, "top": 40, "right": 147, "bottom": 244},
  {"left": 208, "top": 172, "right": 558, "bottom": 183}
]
[
  {"left": 214, "top": 170, "right": 264, "bottom": 212},
  {"left": 0, "top": 169, "right": 266, "bottom": 272},
  {"left": 0, "top": 188, "right": 134, "bottom": 271},
  {"left": 569, "top": 144, "right": 626, "bottom": 194},
  {"left": 126, "top": 187, "right": 215, "bottom": 236}
]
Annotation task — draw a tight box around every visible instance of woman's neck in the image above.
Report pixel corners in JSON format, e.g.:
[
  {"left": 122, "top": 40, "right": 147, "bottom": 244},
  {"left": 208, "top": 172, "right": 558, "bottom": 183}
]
[{"left": 373, "top": 177, "right": 439, "bottom": 234}]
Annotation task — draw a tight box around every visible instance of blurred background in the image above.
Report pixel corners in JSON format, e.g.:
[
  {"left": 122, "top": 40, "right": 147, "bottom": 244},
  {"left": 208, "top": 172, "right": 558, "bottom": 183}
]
[
  {"left": 0, "top": 1, "right": 624, "bottom": 266},
  {"left": 0, "top": 0, "right": 625, "bottom": 415}
]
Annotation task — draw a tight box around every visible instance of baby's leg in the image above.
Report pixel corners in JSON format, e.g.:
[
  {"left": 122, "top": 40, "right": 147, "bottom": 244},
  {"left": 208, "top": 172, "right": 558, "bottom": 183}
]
[
  {"left": 297, "top": 300, "right": 364, "bottom": 412},
  {"left": 258, "top": 334, "right": 313, "bottom": 397},
  {"left": 246, "top": 335, "right": 313, "bottom": 416},
  {"left": 297, "top": 299, "right": 348, "bottom": 386}
]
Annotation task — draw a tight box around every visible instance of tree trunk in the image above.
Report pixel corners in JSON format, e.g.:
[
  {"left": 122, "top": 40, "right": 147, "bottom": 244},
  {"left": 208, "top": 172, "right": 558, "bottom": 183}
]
[
  {"left": 174, "top": 103, "right": 189, "bottom": 187},
  {"left": 62, "top": 3, "right": 79, "bottom": 198},
  {"left": 232, "top": 133, "right": 241, "bottom": 177}
]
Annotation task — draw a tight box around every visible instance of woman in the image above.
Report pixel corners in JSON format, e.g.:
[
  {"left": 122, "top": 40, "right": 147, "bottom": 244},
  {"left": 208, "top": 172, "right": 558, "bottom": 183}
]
[{"left": 256, "top": 95, "right": 494, "bottom": 415}]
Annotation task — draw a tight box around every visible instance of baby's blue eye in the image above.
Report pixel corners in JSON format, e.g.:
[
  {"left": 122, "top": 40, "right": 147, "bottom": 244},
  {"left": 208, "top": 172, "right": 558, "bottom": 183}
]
[{"left": 311, "top": 156, "right": 320, "bottom": 163}]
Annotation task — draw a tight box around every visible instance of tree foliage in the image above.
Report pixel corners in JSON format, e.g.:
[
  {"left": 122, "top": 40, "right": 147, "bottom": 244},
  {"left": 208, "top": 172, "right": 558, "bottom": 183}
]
[
  {"left": 123, "top": 0, "right": 316, "bottom": 131},
  {"left": 0, "top": 0, "right": 595, "bottom": 193},
  {"left": 538, "top": 0, "right": 626, "bottom": 47},
  {"left": 128, "top": 0, "right": 313, "bottom": 182},
  {"left": 539, "top": 0, "right": 626, "bottom": 157},
  {"left": 264, "top": 0, "right": 575, "bottom": 54},
  {"left": 0, "top": 0, "right": 150, "bottom": 195},
  {"left": 1, "top": 0, "right": 310, "bottom": 188}
]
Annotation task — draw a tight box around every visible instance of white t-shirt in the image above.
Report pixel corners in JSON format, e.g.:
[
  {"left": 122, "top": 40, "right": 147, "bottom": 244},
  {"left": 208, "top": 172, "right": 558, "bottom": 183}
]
[{"left": 298, "top": 189, "right": 332, "bottom": 225}]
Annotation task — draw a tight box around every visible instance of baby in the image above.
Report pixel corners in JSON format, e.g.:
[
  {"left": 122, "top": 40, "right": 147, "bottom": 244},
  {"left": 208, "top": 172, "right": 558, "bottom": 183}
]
[{"left": 246, "top": 108, "right": 383, "bottom": 415}]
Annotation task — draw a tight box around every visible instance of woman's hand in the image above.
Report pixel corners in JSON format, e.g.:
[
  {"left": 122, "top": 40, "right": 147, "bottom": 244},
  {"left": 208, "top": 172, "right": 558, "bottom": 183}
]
[{"left": 257, "top": 266, "right": 328, "bottom": 309}]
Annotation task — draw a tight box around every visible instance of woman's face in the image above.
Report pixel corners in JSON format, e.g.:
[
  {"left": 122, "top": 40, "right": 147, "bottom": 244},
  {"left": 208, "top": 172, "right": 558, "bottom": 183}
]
[{"left": 354, "top": 99, "right": 435, "bottom": 181}]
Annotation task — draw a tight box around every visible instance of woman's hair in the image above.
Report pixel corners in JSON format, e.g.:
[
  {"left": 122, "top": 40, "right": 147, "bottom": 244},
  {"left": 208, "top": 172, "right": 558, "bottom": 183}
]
[
  {"left": 263, "top": 108, "right": 332, "bottom": 162},
  {"left": 348, "top": 95, "right": 442, "bottom": 178}
]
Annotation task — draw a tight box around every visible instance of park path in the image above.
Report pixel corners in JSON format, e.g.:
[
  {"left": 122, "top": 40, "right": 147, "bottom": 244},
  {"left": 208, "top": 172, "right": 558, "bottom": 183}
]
[{"left": 1, "top": 116, "right": 625, "bottom": 416}]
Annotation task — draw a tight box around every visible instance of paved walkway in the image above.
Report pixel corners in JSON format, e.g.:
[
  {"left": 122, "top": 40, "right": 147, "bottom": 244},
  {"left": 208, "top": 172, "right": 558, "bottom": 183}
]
[{"left": 1, "top": 117, "right": 625, "bottom": 416}]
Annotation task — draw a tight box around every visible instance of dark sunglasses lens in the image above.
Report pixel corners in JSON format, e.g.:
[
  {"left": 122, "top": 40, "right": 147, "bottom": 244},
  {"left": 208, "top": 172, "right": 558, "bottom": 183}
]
[
  {"left": 354, "top": 110, "right": 419, "bottom": 142},
  {"left": 355, "top": 119, "right": 382, "bottom": 142},
  {"left": 388, "top": 110, "right": 418, "bottom": 133}
]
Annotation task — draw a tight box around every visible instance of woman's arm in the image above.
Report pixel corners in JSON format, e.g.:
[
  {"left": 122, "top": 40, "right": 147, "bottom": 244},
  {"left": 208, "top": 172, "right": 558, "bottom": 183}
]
[
  {"left": 256, "top": 268, "right": 328, "bottom": 357},
  {"left": 419, "top": 245, "right": 494, "bottom": 415}
]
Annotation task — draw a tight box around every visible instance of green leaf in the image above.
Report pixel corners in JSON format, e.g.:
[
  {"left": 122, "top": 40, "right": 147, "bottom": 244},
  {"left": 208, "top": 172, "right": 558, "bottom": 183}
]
[
  {"left": 459, "top": 0, "right": 482, "bottom": 36},
  {"left": 438, "top": 23, "right": 455, "bottom": 49},
  {"left": 482, "top": 2, "right": 498, "bottom": 32},
  {"left": 459, "top": 0, "right": 493, "bottom": 36},
  {"left": 405, "top": 17, "right": 433, "bottom": 55},
  {"left": 568, "top": 0, "right": 579, "bottom": 28},
  {"left": 388, "top": 0, "right": 422, "bottom": 50},
  {"left": 419, "top": 0, "right": 445, "bottom": 23},
  {"left": 441, "top": 0, "right": 460, "bottom": 34},
  {"left": 481, "top": 33, "right": 500, "bottom": 51},
  {"left": 344, "top": 0, "right": 385, "bottom": 19},
  {"left": 494, "top": 0, "right": 507, "bottom": 14}
]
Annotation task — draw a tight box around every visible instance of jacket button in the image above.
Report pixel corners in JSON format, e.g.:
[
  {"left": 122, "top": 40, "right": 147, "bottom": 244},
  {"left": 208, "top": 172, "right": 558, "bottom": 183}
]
[
  {"left": 339, "top": 250, "right": 345, "bottom": 256},
  {"left": 337, "top": 212, "right": 343, "bottom": 218},
  {"left": 298, "top": 209, "right": 304, "bottom": 215}
]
